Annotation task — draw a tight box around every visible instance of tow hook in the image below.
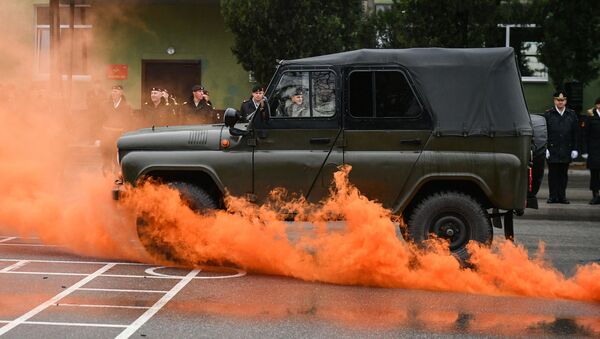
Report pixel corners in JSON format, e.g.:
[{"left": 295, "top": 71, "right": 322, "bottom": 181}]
[{"left": 112, "top": 178, "right": 124, "bottom": 201}]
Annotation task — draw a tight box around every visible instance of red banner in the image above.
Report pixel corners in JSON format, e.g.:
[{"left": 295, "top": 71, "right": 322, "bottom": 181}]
[{"left": 106, "top": 64, "right": 128, "bottom": 80}]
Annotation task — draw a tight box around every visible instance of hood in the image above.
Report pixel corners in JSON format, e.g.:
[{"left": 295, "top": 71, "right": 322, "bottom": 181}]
[{"left": 117, "top": 124, "right": 224, "bottom": 151}]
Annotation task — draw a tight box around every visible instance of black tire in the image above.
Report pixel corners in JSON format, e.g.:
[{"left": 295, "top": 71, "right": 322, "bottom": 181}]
[
  {"left": 137, "top": 181, "right": 217, "bottom": 264},
  {"left": 407, "top": 191, "right": 492, "bottom": 261}
]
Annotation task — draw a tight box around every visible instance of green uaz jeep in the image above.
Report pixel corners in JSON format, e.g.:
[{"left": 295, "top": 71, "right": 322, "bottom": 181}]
[{"left": 114, "top": 48, "right": 532, "bottom": 258}]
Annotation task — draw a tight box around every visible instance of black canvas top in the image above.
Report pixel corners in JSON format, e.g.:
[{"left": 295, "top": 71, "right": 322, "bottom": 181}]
[{"left": 281, "top": 48, "right": 532, "bottom": 136}]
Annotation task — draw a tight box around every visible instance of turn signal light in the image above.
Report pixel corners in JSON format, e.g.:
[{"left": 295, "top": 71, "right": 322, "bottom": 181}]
[{"left": 220, "top": 139, "right": 230, "bottom": 148}]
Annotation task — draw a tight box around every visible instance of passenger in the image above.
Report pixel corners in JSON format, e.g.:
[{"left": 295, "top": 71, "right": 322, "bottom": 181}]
[
  {"left": 283, "top": 88, "right": 308, "bottom": 117},
  {"left": 181, "top": 85, "right": 215, "bottom": 124},
  {"left": 240, "top": 85, "right": 265, "bottom": 122}
]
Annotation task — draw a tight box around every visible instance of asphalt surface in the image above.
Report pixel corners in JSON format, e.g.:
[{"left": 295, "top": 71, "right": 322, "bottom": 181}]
[
  {"left": 0, "top": 219, "right": 598, "bottom": 338},
  {"left": 0, "top": 146, "right": 594, "bottom": 337},
  {"left": 521, "top": 167, "right": 600, "bottom": 221}
]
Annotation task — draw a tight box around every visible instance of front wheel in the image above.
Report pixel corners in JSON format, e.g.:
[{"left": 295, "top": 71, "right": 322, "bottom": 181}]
[
  {"left": 407, "top": 191, "right": 492, "bottom": 260},
  {"left": 137, "top": 181, "right": 217, "bottom": 264}
]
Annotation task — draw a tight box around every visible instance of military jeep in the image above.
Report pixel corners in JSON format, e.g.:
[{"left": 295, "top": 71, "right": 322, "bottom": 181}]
[{"left": 114, "top": 48, "right": 532, "bottom": 258}]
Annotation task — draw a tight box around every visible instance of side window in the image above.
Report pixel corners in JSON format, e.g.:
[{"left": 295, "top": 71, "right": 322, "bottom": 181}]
[
  {"left": 271, "top": 70, "right": 336, "bottom": 118},
  {"left": 349, "top": 70, "right": 421, "bottom": 118}
]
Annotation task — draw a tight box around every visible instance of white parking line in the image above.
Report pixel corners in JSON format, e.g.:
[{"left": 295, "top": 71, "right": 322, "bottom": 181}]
[
  {"left": 0, "top": 260, "right": 29, "bottom": 273},
  {"left": 0, "top": 237, "right": 16, "bottom": 243},
  {"left": 1, "top": 318, "right": 127, "bottom": 328},
  {"left": 57, "top": 303, "right": 151, "bottom": 310},
  {"left": 0, "top": 243, "right": 62, "bottom": 247},
  {"left": 0, "top": 263, "right": 116, "bottom": 335},
  {"left": 0, "top": 258, "right": 147, "bottom": 265},
  {"left": 78, "top": 288, "right": 168, "bottom": 294},
  {"left": 116, "top": 269, "right": 200, "bottom": 339},
  {"left": 20, "top": 321, "right": 127, "bottom": 328}
]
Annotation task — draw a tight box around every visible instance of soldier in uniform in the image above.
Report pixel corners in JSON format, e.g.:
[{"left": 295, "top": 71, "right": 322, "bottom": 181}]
[
  {"left": 240, "top": 85, "right": 265, "bottom": 122},
  {"left": 582, "top": 97, "right": 600, "bottom": 204},
  {"left": 181, "top": 85, "right": 215, "bottom": 124},
  {"left": 142, "top": 87, "right": 173, "bottom": 126},
  {"left": 544, "top": 91, "right": 580, "bottom": 204},
  {"left": 100, "top": 85, "right": 132, "bottom": 176},
  {"left": 282, "top": 87, "right": 308, "bottom": 117}
]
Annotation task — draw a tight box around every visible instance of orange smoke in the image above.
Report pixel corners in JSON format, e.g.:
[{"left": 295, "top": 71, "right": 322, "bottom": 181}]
[
  {"left": 124, "top": 167, "right": 600, "bottom": 303},
  {"left": 0, "top": 1, "right": 598, "bottom": 305}
]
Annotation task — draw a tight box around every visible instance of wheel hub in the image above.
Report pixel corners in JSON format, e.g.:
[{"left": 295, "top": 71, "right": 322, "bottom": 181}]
[{"left": 430, "top": 215, "right": 469, "bottom": 251}]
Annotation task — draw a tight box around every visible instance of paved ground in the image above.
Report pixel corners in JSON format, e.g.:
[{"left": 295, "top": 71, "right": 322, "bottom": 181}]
[
  {"left": 0, "top": 218, "right": 598, "bottom": 338},
  {"left": 521, "top": 167, "right": 600, "bottom": 221}
]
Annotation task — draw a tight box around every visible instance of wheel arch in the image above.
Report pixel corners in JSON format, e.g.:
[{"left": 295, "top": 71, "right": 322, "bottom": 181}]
[
  {"left": 138, "top": 167, "right": 226, "bottom": 208},
  {"left": 399, "top": 176, "right": 493, "bottom": 222}
]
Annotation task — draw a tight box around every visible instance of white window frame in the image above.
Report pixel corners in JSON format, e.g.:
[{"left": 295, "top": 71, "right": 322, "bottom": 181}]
[
  {"left": 33, "top": 3, "right": 92, "bottom": 80},
  {"left": 498, "top": 23, "right": 548, "bottom": 83}
]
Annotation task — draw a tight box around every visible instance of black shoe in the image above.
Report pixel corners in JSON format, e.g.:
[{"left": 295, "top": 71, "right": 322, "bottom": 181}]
[
  {"left": 527, "top": 197, "right": 539, "bottom": 209},
  {"left": 547, "top": 198, "right": 558, "bottom": 204},
  {"left": 590, "top": 197, "right": 600, "bottom": 205},
  {"left": 559, "top": 199, "right": 570, "bottom": 204}
]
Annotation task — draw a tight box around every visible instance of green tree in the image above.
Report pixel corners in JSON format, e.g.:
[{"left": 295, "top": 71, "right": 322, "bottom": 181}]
[
  {"left": 373, "top": 0, "right": 503, "bottom": 48},
  {"left": 221, "top": 0, "right": 363, "bottom": 85},
  {"left": 538, "top": 0, "right": 600, "bottom": 87}
]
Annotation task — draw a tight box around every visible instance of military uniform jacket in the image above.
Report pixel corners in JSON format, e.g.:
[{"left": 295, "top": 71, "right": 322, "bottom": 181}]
[
  {"left": 181, "top": 98, "right": 214, "bottom": 124},
  {"left": 143, "top": 100, "right": 174, "bottom": 126},
  {"left": 583, "top": 108, "right": 600, "bottom": 169},
  {"left": 544, "top": 107, "right": 579, "bottom": 163},
  {"left": 240, "top": 98, "right": 258, "bottom": 122}
]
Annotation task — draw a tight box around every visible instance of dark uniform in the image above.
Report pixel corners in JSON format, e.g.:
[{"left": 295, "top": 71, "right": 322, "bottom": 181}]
[
  {"left": 239, "top": 85, "right": 265, "bottom": 122},
  {"left": 240, "top": 98, "right": 259, "bottom": 122},
  {"left": 181, "top": 85, "right": 216, "bottom": 124},
  {"left": 544, "top": 92, "right": 579, "bottom": 204},
  {"left": 181, "top": 98, "right": 214, "bottom": 124},
  {"left": 527, "top": 114, "right": 547, "bottom": 209},
  {"left": 582, "top": 99, "right": 600, "bottom": 204},
  {"left": 100, "top": 85, "right": 133, "bottom": 175},
  {"left": 142, "top": 88, "right": 175, "bottom": 127}
]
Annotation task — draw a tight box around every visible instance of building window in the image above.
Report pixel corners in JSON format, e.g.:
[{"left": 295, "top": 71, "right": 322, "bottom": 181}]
[
  {"left": 498, "top": 24, "right": 547, "bottom": 83},
  {"left": 34, "top": 4, "right": 92, "bottom": 78},
  {"left": 520, "top": 41, "right": 548, "bottom": 82}
]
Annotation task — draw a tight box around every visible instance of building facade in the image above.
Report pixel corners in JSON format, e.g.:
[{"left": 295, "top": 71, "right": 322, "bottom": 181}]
[{"left": 3, "top": 0, "right": 600, "bottom": 114}]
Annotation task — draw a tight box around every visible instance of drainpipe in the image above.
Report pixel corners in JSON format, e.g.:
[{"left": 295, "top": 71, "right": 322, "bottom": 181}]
[{"left": 49, "top": 0, "right": 61, "bottom": 110}]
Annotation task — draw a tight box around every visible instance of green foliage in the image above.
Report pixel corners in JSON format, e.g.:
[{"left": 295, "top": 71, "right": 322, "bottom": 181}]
[
  {"left": 373, "top": 0, "right": 503, "bottom": 48},
  {"left": 538, "top": 0, "right": 600, "bottom": 87},
  {"left": 221, "top": 0, "right": 363, "bottom": 85}
]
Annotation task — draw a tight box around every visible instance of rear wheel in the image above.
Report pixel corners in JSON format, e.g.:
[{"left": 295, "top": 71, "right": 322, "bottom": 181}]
[
  {"left": 407, "top": 191, "right": 492, "bottom": 261},
  {"left": 137, "top": 181, "right": 217, "bottom": 264}
]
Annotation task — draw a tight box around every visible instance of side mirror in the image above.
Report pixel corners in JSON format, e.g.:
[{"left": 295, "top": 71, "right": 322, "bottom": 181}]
[
  {"left": 223, "top": 107, "right": 249, "bottom": 136},
  {"left": 224, "top": 108, "right": 239, "bottom": 127}
]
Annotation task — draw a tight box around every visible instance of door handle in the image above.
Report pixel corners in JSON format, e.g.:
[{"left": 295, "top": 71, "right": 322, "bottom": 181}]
[
  {"left": 310, "top": 137, "right": 331, "bottom": 144},
  {"left": 400, "top": 139, "right": 422, "bottom": 146}
]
